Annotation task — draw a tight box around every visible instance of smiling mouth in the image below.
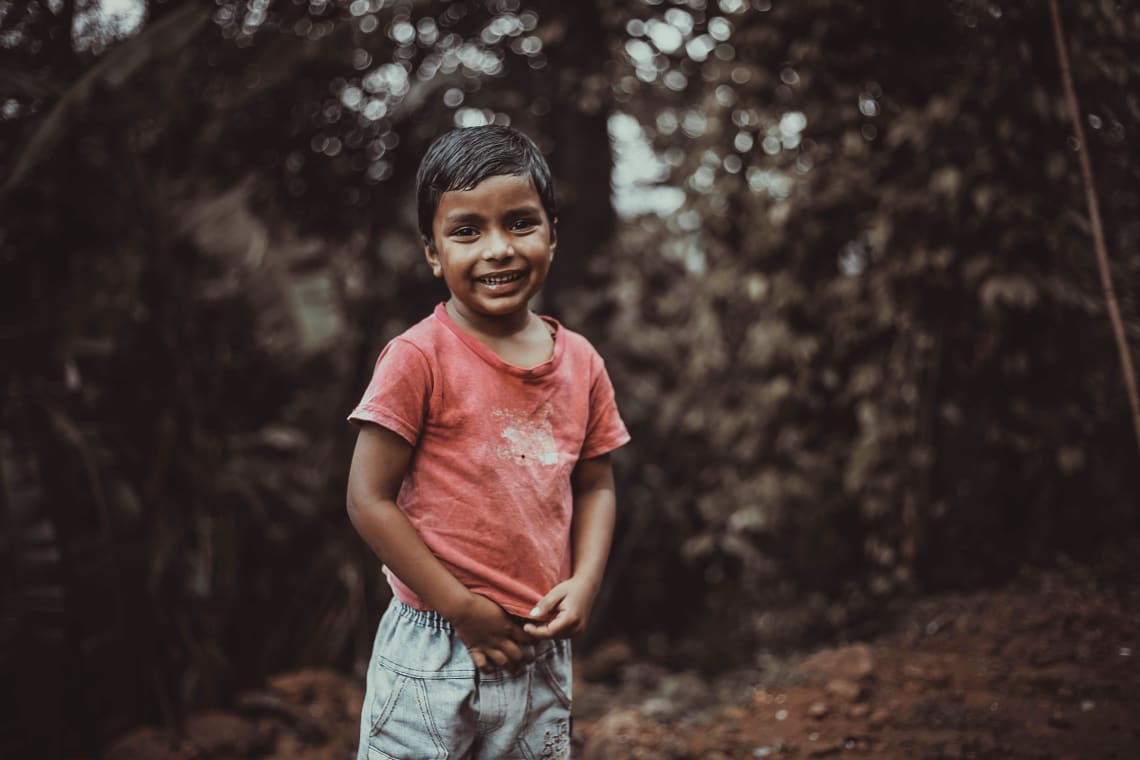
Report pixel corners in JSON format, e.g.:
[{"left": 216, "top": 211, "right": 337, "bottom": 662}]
[{"left": 475, "top": 271, "right": 527, "bottom": 286}]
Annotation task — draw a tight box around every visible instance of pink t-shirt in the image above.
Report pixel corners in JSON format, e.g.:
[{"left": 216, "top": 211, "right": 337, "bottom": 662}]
[{"left": 349, "top": 303, "right": 630, "bottom": 618}]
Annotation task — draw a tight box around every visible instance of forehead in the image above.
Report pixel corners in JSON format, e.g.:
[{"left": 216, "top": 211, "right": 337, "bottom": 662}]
[{"left": 434, "top": 174, "right": 544, "bottom": 221}]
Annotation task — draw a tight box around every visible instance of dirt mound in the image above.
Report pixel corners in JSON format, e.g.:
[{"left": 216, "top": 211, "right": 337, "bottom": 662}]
[
  {"left": 104, "top": 569, "right": 1139, "bottom": 759},
  {"left": 575, "top": 570, "right": 1140, "bottom": 759}
]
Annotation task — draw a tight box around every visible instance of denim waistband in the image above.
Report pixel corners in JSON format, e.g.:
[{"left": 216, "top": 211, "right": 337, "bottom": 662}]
[
  {"left": 389, "top": 597, "right": 538, "bottom": 631},
  {"left": 390, "top": 597, "right": 453, "bottom": 631}
]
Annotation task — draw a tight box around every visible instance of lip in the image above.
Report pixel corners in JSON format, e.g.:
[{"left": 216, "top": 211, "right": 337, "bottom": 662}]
[{"left": 473, "top": 269, "right": 529, "bottom": 289}]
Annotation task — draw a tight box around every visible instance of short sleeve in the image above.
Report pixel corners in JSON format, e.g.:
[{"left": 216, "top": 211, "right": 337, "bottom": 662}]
[
  {"left": 347, "top": 338, "right": 433, "bottom": 445},
  {"left": 580, "top": 358, "right": 631, "bottom": 459}
]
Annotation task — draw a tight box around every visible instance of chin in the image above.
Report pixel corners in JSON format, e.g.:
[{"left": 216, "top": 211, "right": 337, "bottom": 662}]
[{"left": 479, "top": 299, "right": 530, "bottom": 316}]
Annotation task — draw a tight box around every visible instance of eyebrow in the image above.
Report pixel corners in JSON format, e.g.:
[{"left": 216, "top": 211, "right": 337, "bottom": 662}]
[{"left": 442, "top": 205, "right": 543, "bottom": 225}]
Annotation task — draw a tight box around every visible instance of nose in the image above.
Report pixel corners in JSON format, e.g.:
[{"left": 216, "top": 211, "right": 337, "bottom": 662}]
[{"left": 482, "top": 227, "right": 514, "bottom": 260}]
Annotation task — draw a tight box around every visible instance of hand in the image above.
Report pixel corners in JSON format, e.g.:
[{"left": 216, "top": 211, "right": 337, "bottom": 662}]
[
  {"left": 448, "top": 592, "right": 535, "bottom": 673},
  {"left": 522, "top": 576, "right": 598, "bottom": 640}
]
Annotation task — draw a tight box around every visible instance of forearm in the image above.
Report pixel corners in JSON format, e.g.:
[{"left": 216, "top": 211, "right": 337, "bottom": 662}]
[
  {"left": 347, "top": 496, "right": 474, "bottom": 618},
  {"left": 569, "top": 458, "right": 617, "bottom": 592},
  {"left": 347, "top": 424, "right": 532, "bottom": 669}
]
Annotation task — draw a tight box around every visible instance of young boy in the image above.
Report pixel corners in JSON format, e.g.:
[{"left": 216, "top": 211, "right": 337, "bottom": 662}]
[{"left": 346, "top": 125, "right": 629, "bottom": 759}]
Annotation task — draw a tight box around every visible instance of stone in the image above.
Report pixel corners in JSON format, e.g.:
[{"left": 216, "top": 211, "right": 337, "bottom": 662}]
[
  {"left": 798, "top": 643, "right": 874, "bottom": 682},
  {"left": 869, "top": 708, "right": 891, "bottom": 728},
  {"left": 807, "top": 738, "right": 844, "bottom": 756},
  {"left": 808, "top": 701, "right": 830, "bottom": 719},
  {"left": 825, "top": 677, "right": 864, "bottom": 702}
]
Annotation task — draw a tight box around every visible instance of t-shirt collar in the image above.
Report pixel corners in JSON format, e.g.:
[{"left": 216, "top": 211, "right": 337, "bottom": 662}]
[{"left": 433, "top": 302, "right": 564, "bottom": 378}]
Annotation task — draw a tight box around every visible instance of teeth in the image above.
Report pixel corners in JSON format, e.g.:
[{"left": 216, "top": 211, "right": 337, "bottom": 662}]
[{"left": 479, "top": 272, "right": 524, "bottom": 285}]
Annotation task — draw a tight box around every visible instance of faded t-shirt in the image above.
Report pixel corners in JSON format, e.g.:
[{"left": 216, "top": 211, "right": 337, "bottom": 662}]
[{"left": 349, "top": 303, "right": 630, "bottom": 618}]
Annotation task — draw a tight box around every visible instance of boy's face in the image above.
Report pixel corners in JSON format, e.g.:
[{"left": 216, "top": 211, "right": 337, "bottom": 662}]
[{"left": 425, "top": 174, "right": 556, "bottom": 327}]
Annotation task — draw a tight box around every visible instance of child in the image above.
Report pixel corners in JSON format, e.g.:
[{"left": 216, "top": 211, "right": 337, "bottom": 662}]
[{"left": 346, "top": 125, "right": 629, "bottom": 759}]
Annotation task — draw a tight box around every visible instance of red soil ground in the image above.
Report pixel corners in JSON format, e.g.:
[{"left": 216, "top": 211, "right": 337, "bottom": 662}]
[{"left": 105, "top": 567, "right": 1139, "bottom": 760}]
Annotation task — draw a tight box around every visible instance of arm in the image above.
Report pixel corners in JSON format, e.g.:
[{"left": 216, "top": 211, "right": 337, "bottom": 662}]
[
  {"left": 346, "top": 424, "right": 534, "bottom": 670},
  {"left": 523, "top": 453, "right": 617, "bottom": 639}
]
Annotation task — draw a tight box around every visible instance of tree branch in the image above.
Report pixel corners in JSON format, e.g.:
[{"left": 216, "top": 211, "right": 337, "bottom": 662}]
[
  {"left": 1048, "top": 0, "right": 1140, "bottom": 457},
  {"left": 0, "top": 1, "right": 211, "bottom": 197}
]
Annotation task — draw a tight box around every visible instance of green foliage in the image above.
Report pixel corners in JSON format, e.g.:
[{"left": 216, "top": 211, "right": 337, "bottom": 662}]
[
  {"left": 569, "top": 1, "right": 1140, "bottom": 649},
  {"left": 1, "top": 0, "right": 600, "bottom": 748}
]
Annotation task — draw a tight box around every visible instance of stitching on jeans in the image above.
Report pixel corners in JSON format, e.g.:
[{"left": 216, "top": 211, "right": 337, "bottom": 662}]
[
  {"left": 515, "top": 668, "right": 571, "bottom": 760},
  {"left": 536, "top": 656, "right": 572, "bottom": 710},
  {"left": 414, "top": 676, "right": 448, "bottom": 758},
  {"left": 475, "top": 673, "right": 507, "bottom": 736},
  {"left": 510, "top": 668, "right": 538, "bottom": 760},
  {"left": 376, "top": 653, "right": 476, "bottom": 679},
  {"left": 370, "top": 672, "right": 408, "bottom": 738}
]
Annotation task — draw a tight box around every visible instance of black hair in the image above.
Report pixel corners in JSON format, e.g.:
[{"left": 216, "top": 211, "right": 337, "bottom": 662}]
[{"left": 416, "top": 125, "right": 557, "bottom": 250}]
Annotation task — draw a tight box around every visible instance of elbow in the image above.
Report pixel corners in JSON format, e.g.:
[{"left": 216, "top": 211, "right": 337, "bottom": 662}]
[
  {"left": 346, "top": 489, "right": 395, "bottom": 524},
  {"left": 346, "top": 489, "right": 367, "bottom": 522}
]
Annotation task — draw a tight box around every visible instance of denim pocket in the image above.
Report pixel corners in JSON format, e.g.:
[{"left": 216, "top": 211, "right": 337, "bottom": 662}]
[
  {"left": 367, "top": 665, "right": 448, "bottom": 760},
  {"left": 535, "top": 641, "right": 572, "bottom": 710},
  {"left": 519, "top": 641, "right": 573, "bottom": 759}
]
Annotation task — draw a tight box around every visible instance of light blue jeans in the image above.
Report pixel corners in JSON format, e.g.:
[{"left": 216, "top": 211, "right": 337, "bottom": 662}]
[{"left": 357, "top": 598, "right": 573, "bottom": 760}]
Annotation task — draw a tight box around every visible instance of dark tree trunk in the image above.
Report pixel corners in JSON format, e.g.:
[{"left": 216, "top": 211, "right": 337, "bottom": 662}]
[{"left": 529, "top": 0, "right": 616, "bottom": 317}]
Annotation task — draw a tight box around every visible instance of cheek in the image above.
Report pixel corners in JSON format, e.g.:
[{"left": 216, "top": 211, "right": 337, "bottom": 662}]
[{"left": 532, "top": 242, "right": 555, "bottom": 262}]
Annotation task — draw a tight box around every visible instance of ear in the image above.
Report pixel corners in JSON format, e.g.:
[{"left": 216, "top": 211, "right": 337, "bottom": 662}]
[
  {"left": 548, "top": 217, "right": 557, "bottom": 256},
  {"left": 423, "top": 239, "right": 443, "bottom": 278}
]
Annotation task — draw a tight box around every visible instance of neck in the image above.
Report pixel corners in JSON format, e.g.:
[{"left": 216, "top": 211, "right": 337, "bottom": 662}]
[{"left": 445, "top": 300, "right": 532, "bottom": 338}]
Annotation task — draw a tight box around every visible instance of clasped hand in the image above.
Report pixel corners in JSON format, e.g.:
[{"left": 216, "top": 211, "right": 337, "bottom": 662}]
[
  {"left": 450, "top": 592, "right": 535, "bottom": 673},
  {"left": 451, "top": 578, "right": 596, "bottom": 673},
  {"left": 524, "top": 576, "right": 596, "bottom": 640}
]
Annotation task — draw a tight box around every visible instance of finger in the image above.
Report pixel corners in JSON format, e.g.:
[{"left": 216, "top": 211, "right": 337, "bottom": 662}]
[
  {"left": 487, "top": 648, "right": 510, "bottom": 669},
  {"left": 529, "top": 584, "right": 569, "bottom": 620},
  {"left": 509, "top": 623, "right": 539, "bottom": 645},
  {"left": 525, "top": 610, "right": 576, "bottom": 639},
  {"left": 468, "top": 648, "right": 489, "bottom": 671},
  {"left": 498, "top": 638, "right": 533, "bottom": 665}
]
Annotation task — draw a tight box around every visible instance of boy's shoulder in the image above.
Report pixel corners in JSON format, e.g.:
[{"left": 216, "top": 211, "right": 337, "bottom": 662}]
[
  {"left": 402, "top": 307, "right": 446, "bottom": 341},
  {"left": 386, "top": 305, "right": 449, "bottom": 352}
]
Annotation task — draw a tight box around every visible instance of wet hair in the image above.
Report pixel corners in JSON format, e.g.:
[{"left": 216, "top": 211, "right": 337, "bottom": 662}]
[{"left": 416, "top": 125, "right": 557, "bottom": 250}]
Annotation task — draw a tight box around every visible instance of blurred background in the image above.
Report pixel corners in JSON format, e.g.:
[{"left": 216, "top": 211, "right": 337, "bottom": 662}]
[{"left": 2, "top": 0, "right": 1139, "bottom": 757}]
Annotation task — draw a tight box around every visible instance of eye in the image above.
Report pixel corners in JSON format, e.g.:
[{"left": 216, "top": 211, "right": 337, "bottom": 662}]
[
  {"left": 450, "top": 226, "right": 478, "bottom": 239},
  {"left": 510, "top": 218, "right": 539, "bottom": 232}
]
